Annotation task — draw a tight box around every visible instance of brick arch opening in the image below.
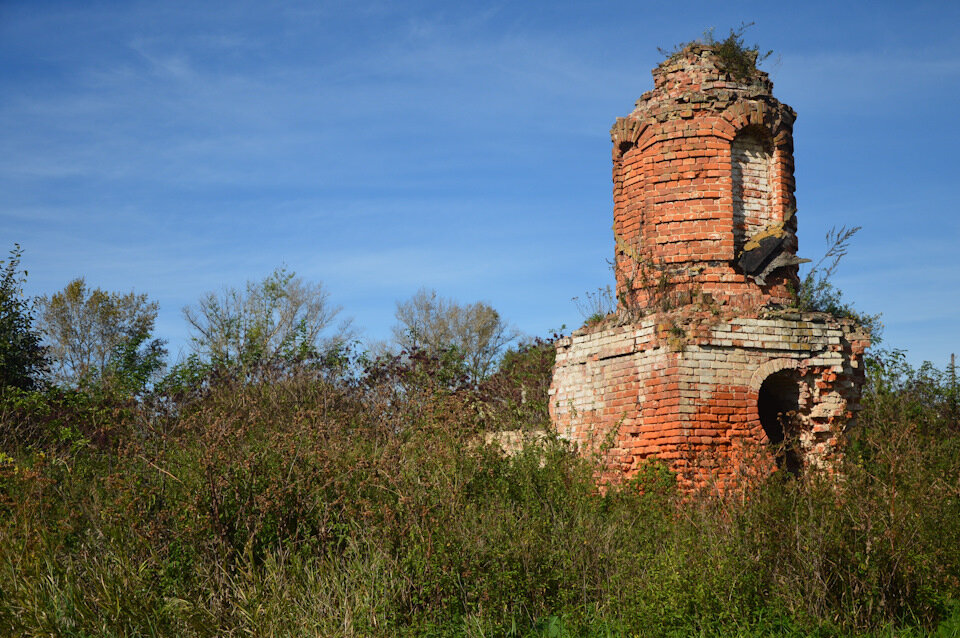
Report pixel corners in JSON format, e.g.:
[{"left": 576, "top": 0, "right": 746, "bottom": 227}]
[
  {"left": 757, "top": 369, "right": 802, "bottom": 474},
  {"left": 732, "top": 127, "right": 775, "bottom": 256}
]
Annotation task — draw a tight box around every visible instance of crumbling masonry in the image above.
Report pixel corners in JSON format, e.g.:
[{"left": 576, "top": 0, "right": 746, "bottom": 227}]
[{"left": 549, "top": 46, "right": 869, "bottom": 490}]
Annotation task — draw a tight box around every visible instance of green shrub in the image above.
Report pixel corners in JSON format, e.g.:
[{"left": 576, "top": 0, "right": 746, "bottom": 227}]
[{"left": 0, "top": 244, "right": 48, "bottom": 391}]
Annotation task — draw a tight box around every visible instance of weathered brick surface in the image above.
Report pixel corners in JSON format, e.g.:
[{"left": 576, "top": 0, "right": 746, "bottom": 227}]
[
  {"left": 550, "top": 46, "right": 869, "bottom": 489},
  {"left": 550, "top": 313, "right": 868, "bottom": 489},
  {"left": 610, "top": 45, "right": 798, "bottom": 311}
]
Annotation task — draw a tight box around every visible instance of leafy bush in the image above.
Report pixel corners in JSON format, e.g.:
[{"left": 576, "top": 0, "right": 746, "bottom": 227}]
[
  {"left": 476, "top": 337, "right": 557, "bottom": 432},
  {"left": 0, "top": 245, "right": 48, "bottom": 391}
]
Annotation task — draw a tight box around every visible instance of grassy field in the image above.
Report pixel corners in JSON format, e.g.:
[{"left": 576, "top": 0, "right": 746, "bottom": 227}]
[{"left": 1, "top": 345, "right": 958, "bottom": 637}]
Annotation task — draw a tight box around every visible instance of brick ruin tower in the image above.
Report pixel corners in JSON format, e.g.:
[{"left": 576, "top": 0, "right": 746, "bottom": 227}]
[{"left": 548, "top": 45, "right": 870, "bottom": 489}]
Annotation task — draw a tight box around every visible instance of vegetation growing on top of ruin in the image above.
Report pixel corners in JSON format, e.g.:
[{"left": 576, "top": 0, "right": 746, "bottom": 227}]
[
  {"left": 573, "top": 284, "right": 617, "bottom": 327},
  {"left": 659, "top": 22, "right": 773, "bottom": 81}
]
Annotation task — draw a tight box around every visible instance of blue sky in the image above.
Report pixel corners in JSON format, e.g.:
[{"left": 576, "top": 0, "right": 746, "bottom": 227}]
[{"left": 2, "top": 0, "right": 958, "bottom": 367}]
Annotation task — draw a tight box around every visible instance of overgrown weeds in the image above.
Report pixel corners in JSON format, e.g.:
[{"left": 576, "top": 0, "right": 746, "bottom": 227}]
[
  {"left": 573, "top": 286, "right": 617, "bottom": 327},
  {"left": 0, "top": 346, "right": 958, "bottom": 636}
]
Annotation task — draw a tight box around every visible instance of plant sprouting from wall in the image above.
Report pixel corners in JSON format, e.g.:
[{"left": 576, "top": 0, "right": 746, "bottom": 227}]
[
  {"left": 572, "top": 285, "right": 617, "bottom": 326},
  {"left": 795, "top": 225, "right": 882, "bottom": 341}
]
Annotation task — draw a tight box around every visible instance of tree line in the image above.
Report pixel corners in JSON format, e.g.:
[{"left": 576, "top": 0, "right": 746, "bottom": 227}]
[{"left": 0, "top": 244, "right": 520, "bottom": 395}]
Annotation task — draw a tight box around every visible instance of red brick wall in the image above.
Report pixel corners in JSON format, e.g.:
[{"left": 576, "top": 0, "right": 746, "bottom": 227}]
[
  {"left": 610, "top": 46, "right": 798, "bottom": 312},
  {"left": 549, "top": 313, "right": 869, "bottom": 490},
  {"left": 549, "top": 45, "right": 869, "bottom": 491}
]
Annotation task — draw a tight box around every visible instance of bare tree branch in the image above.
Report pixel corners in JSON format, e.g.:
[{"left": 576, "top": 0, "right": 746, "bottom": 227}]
[{"left": 391, "top": 288, "right": 519, "bottom": 381}]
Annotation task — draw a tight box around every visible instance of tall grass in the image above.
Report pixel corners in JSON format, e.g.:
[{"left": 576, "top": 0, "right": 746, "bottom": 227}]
[{"left": 1, "top": 346, "right": 958, "bottom": 636}]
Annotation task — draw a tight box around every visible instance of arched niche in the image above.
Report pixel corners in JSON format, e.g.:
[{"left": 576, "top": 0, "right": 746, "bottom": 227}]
[{"left": 731, "top": 127, "right": 775, "bottom": 255}]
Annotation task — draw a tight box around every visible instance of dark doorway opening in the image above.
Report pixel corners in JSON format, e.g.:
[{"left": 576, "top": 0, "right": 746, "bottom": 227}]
[{"left": 758, "top": 370, "right": 802, "bottom": 474}]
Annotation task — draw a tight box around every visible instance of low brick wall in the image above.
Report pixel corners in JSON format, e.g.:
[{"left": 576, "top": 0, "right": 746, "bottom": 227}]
[{"left": 549, "top": 312, "right": 868, "bottom": 490}]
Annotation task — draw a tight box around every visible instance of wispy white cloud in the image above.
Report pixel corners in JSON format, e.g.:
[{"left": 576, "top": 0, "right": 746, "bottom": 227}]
[{"left": 2, "top": 1, "right": 958, "bottom": 363}]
